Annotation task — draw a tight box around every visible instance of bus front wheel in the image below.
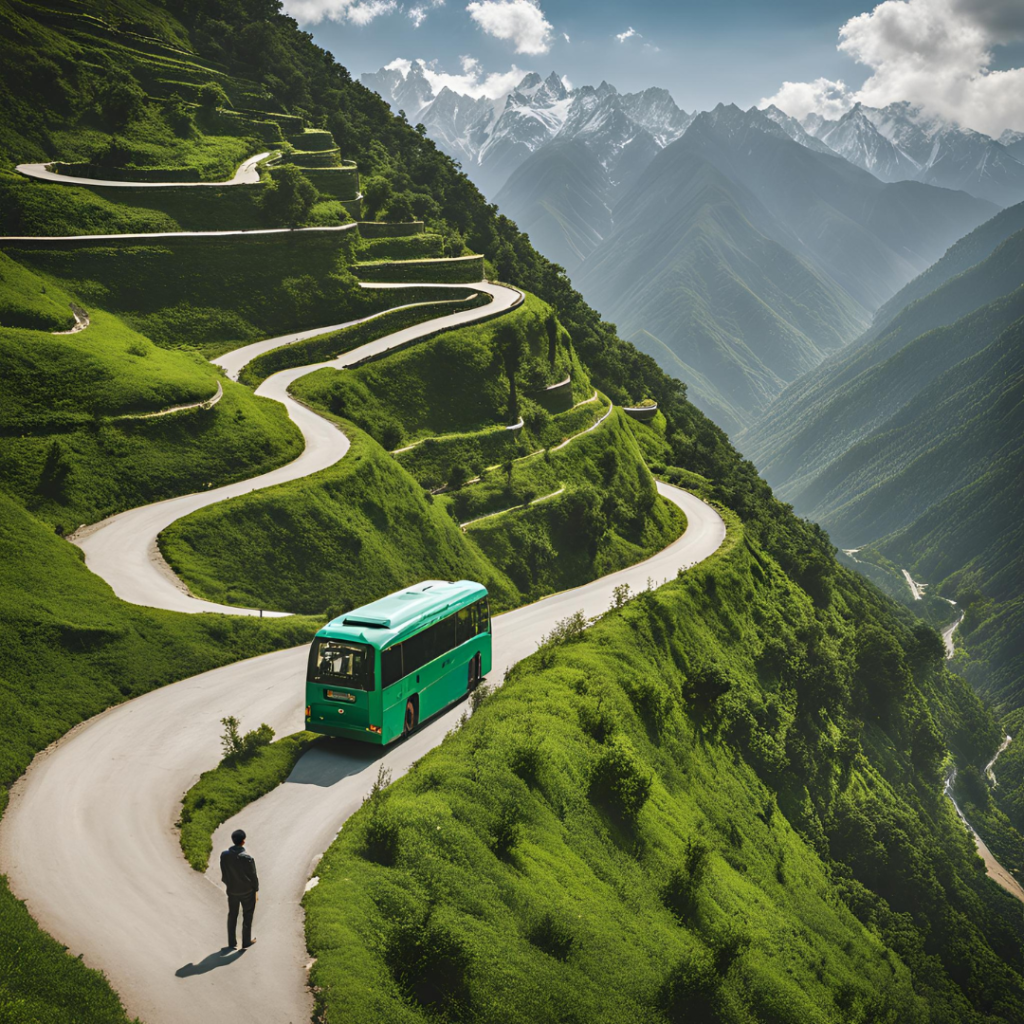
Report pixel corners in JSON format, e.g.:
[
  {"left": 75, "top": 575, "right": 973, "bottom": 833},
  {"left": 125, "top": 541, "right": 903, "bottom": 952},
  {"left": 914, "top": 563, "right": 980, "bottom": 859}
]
[{"left": 403, "top": 698, "right": 418, "bottom": 737}]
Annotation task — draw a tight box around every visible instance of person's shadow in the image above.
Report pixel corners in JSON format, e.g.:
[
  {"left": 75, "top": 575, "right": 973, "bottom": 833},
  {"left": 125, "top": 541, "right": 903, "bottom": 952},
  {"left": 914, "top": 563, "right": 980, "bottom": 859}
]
[{"left": 176, "top": 947, "right": 246, "bottom": 977}]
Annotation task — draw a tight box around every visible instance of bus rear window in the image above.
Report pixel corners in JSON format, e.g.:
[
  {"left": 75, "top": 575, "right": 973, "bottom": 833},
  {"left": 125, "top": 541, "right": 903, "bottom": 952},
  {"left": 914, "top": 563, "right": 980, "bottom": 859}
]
[{"left": 308, "top": 639, "right": 375, "bottom": 691}]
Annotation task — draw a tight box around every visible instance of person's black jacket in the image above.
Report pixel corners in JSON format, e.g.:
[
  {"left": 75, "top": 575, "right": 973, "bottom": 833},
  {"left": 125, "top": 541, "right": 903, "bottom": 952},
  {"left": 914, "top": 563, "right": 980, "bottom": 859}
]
[{"left": 220, "top": 844, "right": 259, "bottom": 895}]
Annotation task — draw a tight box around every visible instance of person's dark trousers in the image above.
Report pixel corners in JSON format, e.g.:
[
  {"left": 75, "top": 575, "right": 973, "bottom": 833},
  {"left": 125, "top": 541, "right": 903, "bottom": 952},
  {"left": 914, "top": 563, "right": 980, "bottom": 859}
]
[{"left": 227, "top": 891, "right": 256, "bottom": 947}]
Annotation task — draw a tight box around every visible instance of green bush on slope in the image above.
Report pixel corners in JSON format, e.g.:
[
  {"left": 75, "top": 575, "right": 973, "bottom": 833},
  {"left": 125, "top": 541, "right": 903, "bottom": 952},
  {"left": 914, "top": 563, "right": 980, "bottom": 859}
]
[
  {"left": 179, "top": 730, "right": 318, "bottom": 871},
  {"left": 306, "top": 531, "right": 1021, "bottom": 1024}
]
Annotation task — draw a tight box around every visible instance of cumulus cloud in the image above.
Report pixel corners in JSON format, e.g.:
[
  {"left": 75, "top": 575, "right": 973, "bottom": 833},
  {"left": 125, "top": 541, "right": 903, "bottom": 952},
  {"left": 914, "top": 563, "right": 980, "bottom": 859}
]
[
  {"left": 283, "top": 0, "right": 396, "bottom": 24},
  {"left": 408, "top": 6, "right": 427, "bottom": 26},
  {"left": 760, "top": 0, "right": 1024, "bottom": 136},
  {"left": 762, "top": 78, "right": 856, "bottom": 122},
  {"left": 616, "top": 26, "right": 639, "bottom": 42},
  {"left": 386, "top": 56, "right": 528, "bottom": 98},
  {"left": 465, "top": 0, "right": 554, "bottom": 55}
]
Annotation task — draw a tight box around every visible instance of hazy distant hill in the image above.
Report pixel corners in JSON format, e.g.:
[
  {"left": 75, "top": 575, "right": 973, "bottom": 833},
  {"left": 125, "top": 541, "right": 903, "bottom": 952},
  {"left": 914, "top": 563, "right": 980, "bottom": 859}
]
[
  {"left": 743, "top": 223, "right": 1024, "bottom": 493},
  {"left": 572, "top": 106, "right": 994, "bottom": 432}
]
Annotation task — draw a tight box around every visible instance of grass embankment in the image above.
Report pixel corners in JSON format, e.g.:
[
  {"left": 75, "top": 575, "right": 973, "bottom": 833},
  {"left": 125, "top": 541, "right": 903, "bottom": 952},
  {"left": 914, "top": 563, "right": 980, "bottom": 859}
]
[
  {"left": 356, "top": 232, "right": 444, "bottom": 262},
  {"left": 292, "top": 292, "right": 583, "bottom": 451},
  {"left": 0, "top": 492, "right": 319, "bottom": 1024},
  {"left": 179, "top": 731, "right": 318, "bottom": 871},
  {"left": 304, "top": 528, "right": 1024, "bottom": 1024},
  {"left": 0, "top": 275, "right": 303, "bottom": 534},
  {"left": 237, "top": 289, "right": 491, "bottom": 386},
  {"left": 354, "top": 255, "right": 484, "bottom": 284},
  {"left": 160, "top": 424, "right": 517, "bottom": 615},
  {"left": 4, "top": 229, "right": 370, "bottom": 357},
  {"left": 0, "top": 250, "right": 79, "bottom": 331},
  {"left": 0, "top": 166, "right": 359, "bottom": 236}
]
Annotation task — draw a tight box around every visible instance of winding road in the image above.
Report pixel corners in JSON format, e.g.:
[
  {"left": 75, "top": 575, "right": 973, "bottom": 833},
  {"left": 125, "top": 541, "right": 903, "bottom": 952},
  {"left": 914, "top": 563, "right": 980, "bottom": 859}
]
[
  {"left": 0, "top": 188, "right": 727, "bottom": 1024},
  {"left": 70, "top": 280, "right": 520, "bottom": 616},
  {"left": 16, "top": 151, "right": 273, "bottom": 188}
]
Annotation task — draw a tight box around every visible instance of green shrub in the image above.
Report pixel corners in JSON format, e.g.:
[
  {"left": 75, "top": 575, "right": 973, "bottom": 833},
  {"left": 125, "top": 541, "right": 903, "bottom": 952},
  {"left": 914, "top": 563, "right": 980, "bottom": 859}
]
[
  {"left": 589, "top": 734, "right": 653, "bottom": 824},
  {"left": 260, "top": 164, "right": 317, "bottom": 227}
]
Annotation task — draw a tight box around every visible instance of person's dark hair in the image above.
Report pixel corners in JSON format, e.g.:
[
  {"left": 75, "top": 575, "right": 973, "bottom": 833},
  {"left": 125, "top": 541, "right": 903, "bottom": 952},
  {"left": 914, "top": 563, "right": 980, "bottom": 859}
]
[{"left": 231, "top": 829, "right": 247, "bottom": 845}]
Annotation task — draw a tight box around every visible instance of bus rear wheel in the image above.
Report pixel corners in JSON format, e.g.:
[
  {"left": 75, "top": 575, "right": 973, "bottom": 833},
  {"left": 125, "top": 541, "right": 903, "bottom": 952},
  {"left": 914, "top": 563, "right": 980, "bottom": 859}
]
[{"left": 403, "top": 698, "right": 418, "bottom": 737}]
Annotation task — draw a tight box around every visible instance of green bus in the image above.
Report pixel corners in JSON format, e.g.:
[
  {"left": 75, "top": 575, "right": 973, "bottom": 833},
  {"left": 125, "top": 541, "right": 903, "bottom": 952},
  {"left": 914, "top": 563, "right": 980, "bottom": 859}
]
[{"left": 305, "top": 580, "right": 491, "bottom": 745}]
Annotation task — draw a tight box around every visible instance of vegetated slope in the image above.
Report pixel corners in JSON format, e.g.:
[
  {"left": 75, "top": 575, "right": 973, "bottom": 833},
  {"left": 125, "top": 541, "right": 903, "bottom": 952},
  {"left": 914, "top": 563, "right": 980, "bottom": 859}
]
[
  {"left": 305, "top": 517, "right": 1024, "bottom": 1024},
  {"left": 161, "top": 291, "right": 684, "bottom": 614},
  {"left": 575, "top": 107, "right": 993, "bottom": 434},
  {"left": 870, "top": 200, "right": 1024, "bottom": 342},
  {"left": 494, "top": 139, "right": 612, "bottom": 273},
  {"left": 740, "top": 227, "right": 1024, "bottom": 723},
  {"left": 742, "top": 228, "right": 1024, "bottom": 494},
  {"left": 0, "top": 257, "right": 304, "bottom": 535}
]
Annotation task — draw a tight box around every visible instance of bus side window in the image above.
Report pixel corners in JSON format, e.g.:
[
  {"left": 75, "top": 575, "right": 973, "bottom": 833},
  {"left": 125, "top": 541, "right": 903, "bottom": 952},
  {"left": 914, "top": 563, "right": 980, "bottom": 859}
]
[
  {"left": 457, "top": 606, "right": 473, "bottom": 645},
  {"left": 382, "top": 644, "right": 404, "bottom": 687},
  {"left": 475, "top": 598, "right": 490, "bottom": 634}
]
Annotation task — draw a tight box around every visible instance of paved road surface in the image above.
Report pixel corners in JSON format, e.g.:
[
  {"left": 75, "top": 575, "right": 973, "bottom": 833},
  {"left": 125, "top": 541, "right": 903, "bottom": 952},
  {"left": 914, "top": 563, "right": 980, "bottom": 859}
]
[{"left": 15, "top": 151, "right": 272, "bottom": 188}]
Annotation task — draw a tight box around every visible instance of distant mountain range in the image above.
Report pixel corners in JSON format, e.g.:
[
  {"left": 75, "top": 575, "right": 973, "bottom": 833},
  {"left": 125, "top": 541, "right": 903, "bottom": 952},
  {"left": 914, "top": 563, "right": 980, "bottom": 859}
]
[
  {"left": 361, "top": 64, "right": 693, "bottom": 200},
  {"left": 362, "top": 64, "right": 1017, "bottom": 432},
  {"left": 803, "top": 102, "right": 1024, "bottom": 208}
]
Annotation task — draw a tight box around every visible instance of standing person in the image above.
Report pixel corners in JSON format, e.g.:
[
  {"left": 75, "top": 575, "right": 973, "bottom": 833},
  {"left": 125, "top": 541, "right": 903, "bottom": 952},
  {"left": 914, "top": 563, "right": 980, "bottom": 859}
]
[{"left": 220, "top": 828, "right": 259, "bottom": 949}]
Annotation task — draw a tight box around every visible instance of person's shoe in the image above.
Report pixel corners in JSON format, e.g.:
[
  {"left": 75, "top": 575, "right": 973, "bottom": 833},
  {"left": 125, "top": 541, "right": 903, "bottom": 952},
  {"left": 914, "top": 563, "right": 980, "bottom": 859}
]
[
  {"left": 226, "top": 944, "right": 237, "bottom": 951},
  {"left": 242, "top": 939, "right": 257, "bottom": 948}
]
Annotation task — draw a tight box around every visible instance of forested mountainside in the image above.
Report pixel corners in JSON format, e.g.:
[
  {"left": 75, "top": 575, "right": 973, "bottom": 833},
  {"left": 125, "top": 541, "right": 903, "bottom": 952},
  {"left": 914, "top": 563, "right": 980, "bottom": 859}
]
[
  {"left": 740, "top": 203, "right": 1024, "bottom": 738},
  {"left": 571, "top": 105, "right": 992, "bottom": 434},
  {"left": 2, "top": 3, "right": 1024, "bottom": 1024}
]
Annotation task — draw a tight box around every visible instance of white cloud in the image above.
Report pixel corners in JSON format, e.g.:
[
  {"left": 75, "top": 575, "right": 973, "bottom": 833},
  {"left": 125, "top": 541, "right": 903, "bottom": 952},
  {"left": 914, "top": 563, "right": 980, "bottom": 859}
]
[
  {"left": 384, "top": 57, "right": 413, "bottom": 76},
  {"left": 465, "top": 0, "right": 554, "bottom": 55},
  {"left": 761, "top": 77, "right": 856, "bottom": 122},
  {"left": 408, "top": 6, "right": 427, "bottom": 27},
  {"left": 282, "top": 0, "right": 397, "bottom": 24},
  {"left": 562, "top": 31, "right": 570, "bottom": 42},
  {"left": 410, "top": 57, "right": 528, "bottom": 98},
  {"left": 760, "top": 0, "right": 1024, "bottom": 136},
  {"left": 348, "top": 0, "right": 396, "bottom": 25},
  {"left": 616, "top": 26, "right": 640, "bottom": 42}
]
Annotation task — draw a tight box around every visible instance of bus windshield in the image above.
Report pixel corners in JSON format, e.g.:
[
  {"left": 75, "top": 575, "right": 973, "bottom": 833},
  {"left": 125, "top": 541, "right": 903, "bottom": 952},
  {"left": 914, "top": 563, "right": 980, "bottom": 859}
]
[{"left": 308, "top": 639, "right": 375, "bottom": 691}]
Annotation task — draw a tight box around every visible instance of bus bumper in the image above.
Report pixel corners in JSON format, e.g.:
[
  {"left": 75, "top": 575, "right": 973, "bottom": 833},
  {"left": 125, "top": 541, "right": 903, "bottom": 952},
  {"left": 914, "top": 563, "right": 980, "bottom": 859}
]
[{"left": 306, "top": 720, "right": 386, "bottom": 744}]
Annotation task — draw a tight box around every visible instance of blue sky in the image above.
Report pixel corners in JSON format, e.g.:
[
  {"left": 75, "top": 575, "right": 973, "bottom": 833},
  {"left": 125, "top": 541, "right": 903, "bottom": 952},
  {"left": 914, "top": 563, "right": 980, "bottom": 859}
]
[{"left": 282, "top": 0, "right": 1024, "bottom": 135}]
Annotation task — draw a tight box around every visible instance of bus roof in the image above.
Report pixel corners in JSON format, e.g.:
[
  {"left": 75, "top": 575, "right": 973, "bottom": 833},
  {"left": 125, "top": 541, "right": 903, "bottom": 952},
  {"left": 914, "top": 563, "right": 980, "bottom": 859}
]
[{"left": 316, "top": 580, "right": 488, "bottom": 650}]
